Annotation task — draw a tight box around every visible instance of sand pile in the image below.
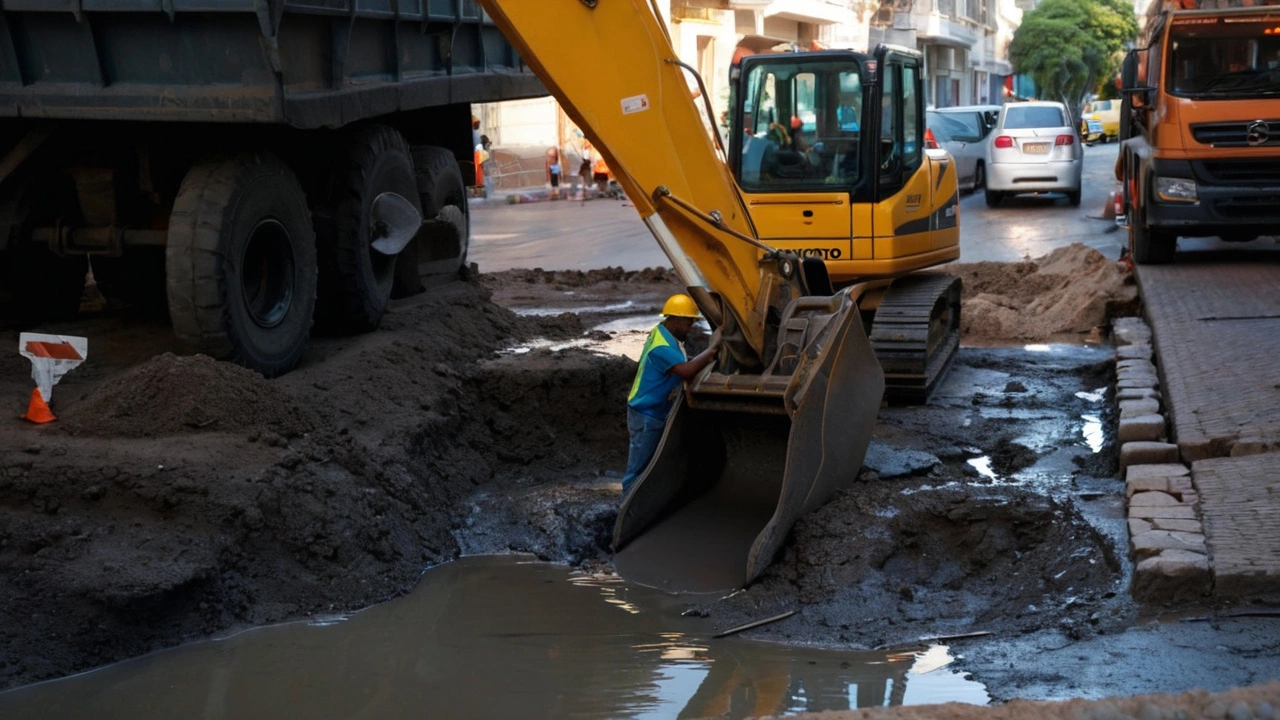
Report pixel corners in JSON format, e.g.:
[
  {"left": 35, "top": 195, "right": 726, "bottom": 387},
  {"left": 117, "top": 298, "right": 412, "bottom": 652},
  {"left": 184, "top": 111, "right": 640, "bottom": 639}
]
[
  {"left": 57, "top": 352, "right": 314, "bottom": 438},
  {"left": 949, "top": 243, "right": 1138, "bottom": 342}
]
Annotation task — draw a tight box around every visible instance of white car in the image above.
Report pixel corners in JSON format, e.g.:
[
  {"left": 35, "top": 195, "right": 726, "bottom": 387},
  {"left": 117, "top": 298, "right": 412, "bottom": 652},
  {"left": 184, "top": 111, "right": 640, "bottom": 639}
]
[
  {"left": 985, "top": 101, "right": 1083, "bottom": 207},
  {"left": 926, "top": 106, "right": 1000, "bottom": 192}
]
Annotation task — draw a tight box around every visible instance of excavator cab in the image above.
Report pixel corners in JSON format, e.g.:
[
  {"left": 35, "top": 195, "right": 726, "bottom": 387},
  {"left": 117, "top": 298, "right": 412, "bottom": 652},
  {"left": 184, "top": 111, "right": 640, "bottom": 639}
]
[
  {"left": 476, "top": 0, "right": 958, "bottom": 592},
  {"left": 729, "top": 46, "right": 960, "bottom": 285}
]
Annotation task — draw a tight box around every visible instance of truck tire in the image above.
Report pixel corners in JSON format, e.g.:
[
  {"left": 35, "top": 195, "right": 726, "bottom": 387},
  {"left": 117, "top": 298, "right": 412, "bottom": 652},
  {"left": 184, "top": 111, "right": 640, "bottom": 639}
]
[
  {"left": 166, "top": 153, "right": 317, "bottom": 378},
  {"left": 0, "top": 181, "right": 87, "bottom": 327},
  {"left": 1129, "top": 203, "right": 1176, "bottom": 265},
  {"left": 319, "top": 125, "right": 420, "bottom": 331},
  {"left": 410, "top": 146, "right": 470, "bottom": 281}
]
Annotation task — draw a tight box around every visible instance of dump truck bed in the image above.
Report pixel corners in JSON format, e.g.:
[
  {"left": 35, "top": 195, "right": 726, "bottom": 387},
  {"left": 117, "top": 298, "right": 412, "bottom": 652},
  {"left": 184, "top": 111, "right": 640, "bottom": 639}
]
[{"left": 0, "top": 0, "right": 544, "bottom": 127}]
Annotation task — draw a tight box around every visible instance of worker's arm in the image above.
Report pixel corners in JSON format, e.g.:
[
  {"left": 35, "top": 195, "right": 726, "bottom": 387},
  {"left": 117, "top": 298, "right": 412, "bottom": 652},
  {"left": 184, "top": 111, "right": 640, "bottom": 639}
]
[{"left": 668, "top": 336, "right": 720, "bottom": 381}]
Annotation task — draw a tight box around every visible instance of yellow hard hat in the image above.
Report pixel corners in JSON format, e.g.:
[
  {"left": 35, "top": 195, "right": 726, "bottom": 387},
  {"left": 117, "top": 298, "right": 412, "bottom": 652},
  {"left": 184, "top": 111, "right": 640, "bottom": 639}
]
[{"left": 662, "top": 293, "right": 700, "bottom": 318}]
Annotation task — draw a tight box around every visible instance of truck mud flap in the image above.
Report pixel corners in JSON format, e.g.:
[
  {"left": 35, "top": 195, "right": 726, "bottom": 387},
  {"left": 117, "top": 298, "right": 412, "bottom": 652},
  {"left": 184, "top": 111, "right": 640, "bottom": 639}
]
[{"left": 612, "top": 300, "right": 884, "bottom": 592}]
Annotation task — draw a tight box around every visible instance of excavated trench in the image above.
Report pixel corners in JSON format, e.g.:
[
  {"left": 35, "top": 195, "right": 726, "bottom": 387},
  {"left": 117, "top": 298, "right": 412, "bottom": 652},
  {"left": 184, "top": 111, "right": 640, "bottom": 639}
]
[{"left": 5, "top": 245, "right": 1225, "bottom": 718}]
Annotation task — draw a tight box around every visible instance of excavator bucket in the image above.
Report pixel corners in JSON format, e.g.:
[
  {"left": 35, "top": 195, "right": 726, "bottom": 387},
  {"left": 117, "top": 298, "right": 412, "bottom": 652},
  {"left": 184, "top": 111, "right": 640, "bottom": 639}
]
[{"left": 613, "top": 290, "right": 884, "bottom": 592}]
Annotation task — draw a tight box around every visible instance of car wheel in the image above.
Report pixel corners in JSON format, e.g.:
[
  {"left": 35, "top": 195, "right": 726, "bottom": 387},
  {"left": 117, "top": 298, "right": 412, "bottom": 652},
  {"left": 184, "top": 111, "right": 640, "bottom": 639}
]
[
  {"left": 973, "top": 162, "right": 985, "bottom": 191},
  {"left": 1066, "top": 190, "right": 1081, "bottom": 206},
  {"left": 985, "top": 190, "right": 1003, "bottom": 208}
]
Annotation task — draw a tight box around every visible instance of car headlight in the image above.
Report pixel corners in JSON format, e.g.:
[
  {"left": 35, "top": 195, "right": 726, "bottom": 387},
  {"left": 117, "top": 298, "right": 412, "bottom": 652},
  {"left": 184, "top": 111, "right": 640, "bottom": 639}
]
[{"left": 1156, "top": 177, "right": 1198, "bottom": 203}]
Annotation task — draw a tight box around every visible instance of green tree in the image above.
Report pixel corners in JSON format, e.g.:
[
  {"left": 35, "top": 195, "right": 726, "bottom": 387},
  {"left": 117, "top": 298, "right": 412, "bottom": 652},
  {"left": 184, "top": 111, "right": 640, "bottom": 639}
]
[{"left": 1009, "top": 0, "right": 1139, "bottom": 117}]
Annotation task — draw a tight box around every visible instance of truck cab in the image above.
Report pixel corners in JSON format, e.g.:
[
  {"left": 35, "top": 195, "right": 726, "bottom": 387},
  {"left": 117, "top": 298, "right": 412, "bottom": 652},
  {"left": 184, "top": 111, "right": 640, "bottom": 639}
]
[{"left": 1118, "top": 0, "right": 1280, "bottom": 263}]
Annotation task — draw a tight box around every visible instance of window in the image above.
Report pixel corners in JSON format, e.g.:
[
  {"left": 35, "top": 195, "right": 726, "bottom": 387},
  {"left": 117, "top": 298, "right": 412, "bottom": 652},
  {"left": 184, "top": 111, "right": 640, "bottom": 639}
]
[
  {"left": 878, "top": 59, "right": 923, "bottom": 195},
  {"left": 903, "top": 65, "right": 922, "bottom": 171},
  {"left": 1167, "top": 18, "right": 1280, "bottom": 97},
  {"left": 1003, "top": 106, "right": 1067, "bottom": 129},
  {"left": 733, "top": 59, "right": 864, "bottom": 192},
  {"left": 928, "top": 111, "right": 982, "bottom": 143}
]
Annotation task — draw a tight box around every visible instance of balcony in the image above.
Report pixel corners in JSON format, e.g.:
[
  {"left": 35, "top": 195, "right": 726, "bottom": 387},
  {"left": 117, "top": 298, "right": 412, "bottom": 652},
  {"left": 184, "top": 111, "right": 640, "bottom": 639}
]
[{"left": 728, "top": 0, "right": 854, "bottom": 25}]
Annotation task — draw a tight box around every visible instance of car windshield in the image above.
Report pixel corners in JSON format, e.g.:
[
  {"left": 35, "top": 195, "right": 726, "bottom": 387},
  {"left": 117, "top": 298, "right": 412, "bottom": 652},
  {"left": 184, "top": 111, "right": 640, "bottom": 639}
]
[
  {"left": 1003, "top": 106, "right": 1066, "bottom": 129},
  {"left": 1168, "top": 16, "right": 1280, "bottom": 97}
]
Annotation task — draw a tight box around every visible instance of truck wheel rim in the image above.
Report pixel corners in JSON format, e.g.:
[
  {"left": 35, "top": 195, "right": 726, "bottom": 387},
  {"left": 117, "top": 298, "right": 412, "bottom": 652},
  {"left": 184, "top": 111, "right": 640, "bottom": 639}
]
[{"left": 240, "top": 218, "right": 295, "bottom": 329}]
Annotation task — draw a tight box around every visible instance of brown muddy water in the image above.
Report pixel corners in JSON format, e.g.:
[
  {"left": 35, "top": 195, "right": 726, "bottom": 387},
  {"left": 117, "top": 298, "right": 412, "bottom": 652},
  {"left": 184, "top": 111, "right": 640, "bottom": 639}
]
[{"left": 0, "top": 556, "right": 988, "bottom": 719}]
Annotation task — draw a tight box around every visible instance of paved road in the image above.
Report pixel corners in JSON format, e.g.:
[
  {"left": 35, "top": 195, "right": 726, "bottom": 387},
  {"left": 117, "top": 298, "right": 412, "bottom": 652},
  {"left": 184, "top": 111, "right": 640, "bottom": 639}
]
[{"left": 469, "top": 143, "right": 1127, "bottom": 272}]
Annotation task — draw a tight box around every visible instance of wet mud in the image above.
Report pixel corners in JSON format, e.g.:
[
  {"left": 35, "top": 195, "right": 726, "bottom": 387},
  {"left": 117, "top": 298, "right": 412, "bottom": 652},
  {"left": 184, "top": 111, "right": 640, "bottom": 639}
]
[{"left": 5, "top": 245, "right": 1279, "bottom": 717}]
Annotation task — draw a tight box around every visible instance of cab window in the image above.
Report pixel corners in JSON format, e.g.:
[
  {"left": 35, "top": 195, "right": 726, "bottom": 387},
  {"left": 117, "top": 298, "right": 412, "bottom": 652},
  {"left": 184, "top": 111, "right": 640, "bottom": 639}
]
[
  {"left": 878, "top": 59, "right": 924, "bottom": 195},
  {"left": 733, "top": 60, "right": 864, "bottom": 193}
]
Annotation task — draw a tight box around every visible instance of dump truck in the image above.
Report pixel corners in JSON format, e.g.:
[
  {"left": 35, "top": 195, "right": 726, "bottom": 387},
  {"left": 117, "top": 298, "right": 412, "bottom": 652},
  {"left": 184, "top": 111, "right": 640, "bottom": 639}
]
[
  {"left": 0, "top": 0, "right": 544, "bottom": 376},
  {"left": 1117, "top": 0, "right": 1280, "bottom": 264},
  {"left": 480, "top": 0, "right": 962, "bottom": 591}
]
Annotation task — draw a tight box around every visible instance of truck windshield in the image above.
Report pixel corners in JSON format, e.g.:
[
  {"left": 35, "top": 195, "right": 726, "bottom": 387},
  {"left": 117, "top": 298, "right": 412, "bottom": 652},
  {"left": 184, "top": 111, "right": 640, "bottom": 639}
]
[
  {"left": 1167, "top": 15, "right": 1280, "bottom": 97},
  {"left": 734, "top": 59, "right": 864, "bottom": 192}
]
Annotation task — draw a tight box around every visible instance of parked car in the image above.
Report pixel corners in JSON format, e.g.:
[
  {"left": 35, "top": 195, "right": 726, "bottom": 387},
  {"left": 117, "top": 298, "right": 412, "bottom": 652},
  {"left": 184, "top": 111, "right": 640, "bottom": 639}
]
[
  {"left": 985, "top": 101, "right": 1083, "bottom": 207},
  {"left": 1081, "top": 98, "right": 1120, "bottom": 143},
  {"left": 926, "top": 105, "right": 1000, "bottom": 192}
]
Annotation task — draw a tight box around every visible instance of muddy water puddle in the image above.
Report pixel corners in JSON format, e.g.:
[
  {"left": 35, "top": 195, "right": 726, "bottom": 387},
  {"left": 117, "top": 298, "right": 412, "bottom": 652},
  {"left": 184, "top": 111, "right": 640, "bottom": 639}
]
[{"left": 0, "top": 556, "right": 987, "bottom": 719}]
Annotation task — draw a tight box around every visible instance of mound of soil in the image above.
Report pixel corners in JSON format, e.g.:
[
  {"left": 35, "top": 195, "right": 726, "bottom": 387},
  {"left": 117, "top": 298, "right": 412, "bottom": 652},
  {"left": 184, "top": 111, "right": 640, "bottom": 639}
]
[
  {"left": 57, "top": 353, "right": 315, "bottom": 438},
  {"left": 949, "top": 243, "right": 1139, "bottom": 342},
  {"left": 698, "top": 483, "right": 1123, "bottom": 651}
]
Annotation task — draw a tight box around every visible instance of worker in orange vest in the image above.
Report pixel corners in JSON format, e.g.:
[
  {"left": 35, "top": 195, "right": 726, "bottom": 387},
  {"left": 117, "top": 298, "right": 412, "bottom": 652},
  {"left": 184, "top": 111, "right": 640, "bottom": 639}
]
[{"left": 591, "top": 152, "right": 610, "bottom": 194}]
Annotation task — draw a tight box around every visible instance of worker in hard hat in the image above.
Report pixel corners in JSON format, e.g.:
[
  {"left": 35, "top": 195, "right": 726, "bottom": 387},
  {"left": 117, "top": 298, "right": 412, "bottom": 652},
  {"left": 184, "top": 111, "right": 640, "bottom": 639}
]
[{"left": 620, "top": 294, "right": 720, "bottom": 496}]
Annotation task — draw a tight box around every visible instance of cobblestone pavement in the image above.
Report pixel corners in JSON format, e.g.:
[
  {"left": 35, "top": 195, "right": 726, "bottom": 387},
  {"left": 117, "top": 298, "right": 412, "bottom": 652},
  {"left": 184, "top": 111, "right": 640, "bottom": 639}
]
[{"left": 1134, "top": 255, "right": 1280, "bottom": 599}]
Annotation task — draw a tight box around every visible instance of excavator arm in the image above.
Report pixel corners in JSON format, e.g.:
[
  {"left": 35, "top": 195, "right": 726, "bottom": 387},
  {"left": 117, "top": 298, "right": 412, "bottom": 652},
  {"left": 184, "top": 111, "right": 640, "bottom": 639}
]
[
  {"left": 479, "top": 0, "right": 788, "bottom": 363},
  {"left": 478, "top": 0, "right": 889, "bottom": 591}
]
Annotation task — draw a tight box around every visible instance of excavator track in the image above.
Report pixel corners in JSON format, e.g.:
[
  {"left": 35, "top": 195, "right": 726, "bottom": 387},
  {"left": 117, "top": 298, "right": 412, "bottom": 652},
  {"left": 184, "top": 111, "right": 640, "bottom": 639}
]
[{"left": 868, "top": 272, "right": 962, "bottom": 405}]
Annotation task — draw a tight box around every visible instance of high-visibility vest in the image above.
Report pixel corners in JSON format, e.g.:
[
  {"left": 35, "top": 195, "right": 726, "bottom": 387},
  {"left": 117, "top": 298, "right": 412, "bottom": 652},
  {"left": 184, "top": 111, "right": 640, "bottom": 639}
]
[{"left": 592, "top": 155, "right": 609, "bottom": 176}]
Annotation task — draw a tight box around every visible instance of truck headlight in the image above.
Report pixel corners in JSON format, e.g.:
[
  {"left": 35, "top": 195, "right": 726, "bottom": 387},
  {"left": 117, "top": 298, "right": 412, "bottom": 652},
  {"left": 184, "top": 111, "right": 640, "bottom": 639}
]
[{"left": 1156, "top": 177, "right": 1198, "bottom": 203}]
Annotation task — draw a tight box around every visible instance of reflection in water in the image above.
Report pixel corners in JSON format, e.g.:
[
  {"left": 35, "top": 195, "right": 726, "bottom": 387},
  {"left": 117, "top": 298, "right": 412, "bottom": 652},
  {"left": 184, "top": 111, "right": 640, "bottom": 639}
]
[
  {"left": 0, "top": 557, "right": 987, "bottom": 720},
  {"left": 499, "top": 316, "right": 711, "bottom": 362},
  {"left": 1081, "top": 414, "right": 1105, "bottom": 453},
  {"left": 515, "top": 300, "right": 637, "bottom": 316},
  {"left": 968, "top": 456, "right": 998, "bottom": 479}
]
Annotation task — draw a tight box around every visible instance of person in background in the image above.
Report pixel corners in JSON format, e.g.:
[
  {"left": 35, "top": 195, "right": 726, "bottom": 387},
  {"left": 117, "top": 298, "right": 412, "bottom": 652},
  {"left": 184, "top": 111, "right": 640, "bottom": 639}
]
[
  {"left": 620, "top": 294, "right": 720, "bottom": 497},
  {"left": 478, "top": 134, "right": 495, "bottom": 198},
  {"left": 579, "top": 140, "right": 594, "bottom": 199}
]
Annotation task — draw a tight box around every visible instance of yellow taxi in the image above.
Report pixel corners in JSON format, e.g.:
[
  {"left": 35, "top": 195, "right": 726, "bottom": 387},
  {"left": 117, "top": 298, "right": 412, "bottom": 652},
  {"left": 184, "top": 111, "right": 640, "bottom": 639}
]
[{"left": 1082, "top": 99, "right": 1120, "bottom": 143}]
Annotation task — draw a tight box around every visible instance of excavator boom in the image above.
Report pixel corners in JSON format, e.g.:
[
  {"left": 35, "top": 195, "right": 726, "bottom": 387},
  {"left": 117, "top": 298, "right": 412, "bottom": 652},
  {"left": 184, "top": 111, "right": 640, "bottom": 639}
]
[{"left": 479, "top": 0, "right": 774, "bottom": 355}]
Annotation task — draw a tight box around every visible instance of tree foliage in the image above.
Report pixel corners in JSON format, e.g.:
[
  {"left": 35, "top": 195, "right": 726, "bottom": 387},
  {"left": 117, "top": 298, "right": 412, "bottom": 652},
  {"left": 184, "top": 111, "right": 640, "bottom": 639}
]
[{"left": 1009, "top": 0, "right": 1139, "bottom": 115}]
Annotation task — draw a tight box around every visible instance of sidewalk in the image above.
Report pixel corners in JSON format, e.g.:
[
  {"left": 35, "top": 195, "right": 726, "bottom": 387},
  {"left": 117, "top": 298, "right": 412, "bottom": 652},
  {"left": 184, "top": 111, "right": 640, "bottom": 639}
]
[{"left": 469, "top": 184, "right": 625, "bottom": 208}]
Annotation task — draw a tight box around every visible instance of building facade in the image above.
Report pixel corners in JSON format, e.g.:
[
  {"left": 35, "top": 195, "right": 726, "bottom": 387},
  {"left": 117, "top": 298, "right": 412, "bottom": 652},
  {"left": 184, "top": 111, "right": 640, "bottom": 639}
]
[{"left": 476, "top": 0, "right": 1021, "bottom": 186}]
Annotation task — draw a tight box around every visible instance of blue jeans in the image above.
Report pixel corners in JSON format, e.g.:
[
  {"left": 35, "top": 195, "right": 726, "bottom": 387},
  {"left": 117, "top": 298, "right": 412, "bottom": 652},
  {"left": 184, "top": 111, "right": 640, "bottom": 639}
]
[{"left": 621, "top": 406, "right": 666, "bottom": 495}]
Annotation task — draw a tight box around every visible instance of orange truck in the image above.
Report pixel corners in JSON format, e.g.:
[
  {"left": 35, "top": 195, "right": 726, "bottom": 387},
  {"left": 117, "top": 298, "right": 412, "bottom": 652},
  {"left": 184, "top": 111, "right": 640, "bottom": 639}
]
[{"left": 1116, "top": 0, "right": 1280, "bottom": 264}]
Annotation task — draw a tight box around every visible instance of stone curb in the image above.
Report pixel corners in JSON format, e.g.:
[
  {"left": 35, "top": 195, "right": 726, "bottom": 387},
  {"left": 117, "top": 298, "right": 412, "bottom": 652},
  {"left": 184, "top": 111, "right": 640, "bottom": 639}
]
[{"left": 1114, "top": 316, "right": 1212, "bottom": 602}]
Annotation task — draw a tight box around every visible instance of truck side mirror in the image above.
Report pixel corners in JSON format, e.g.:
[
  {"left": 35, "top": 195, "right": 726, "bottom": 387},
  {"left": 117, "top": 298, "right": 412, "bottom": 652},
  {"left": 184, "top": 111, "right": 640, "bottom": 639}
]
[{"left": 1120, "top": 50, "right": 1138, "bottom": 89}]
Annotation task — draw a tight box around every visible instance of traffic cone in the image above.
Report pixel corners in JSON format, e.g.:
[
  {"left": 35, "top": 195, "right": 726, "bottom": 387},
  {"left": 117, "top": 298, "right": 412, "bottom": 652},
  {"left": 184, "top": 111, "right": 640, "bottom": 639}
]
[
  {"left": 21, "top": 387, "right": 55, "bottom": 424},
  {"left": 1102, "top": 191, "right": 1117, "bottom": 220}
]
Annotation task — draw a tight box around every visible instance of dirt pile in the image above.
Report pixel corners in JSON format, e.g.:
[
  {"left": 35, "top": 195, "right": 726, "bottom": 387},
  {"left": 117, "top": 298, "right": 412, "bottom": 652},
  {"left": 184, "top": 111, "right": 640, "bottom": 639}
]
[
  {"left": 0, "top": 281, "right": 632, "bottom": 690},
  {"left": 948, "top": 243, "right": 1139, "bottom": 342},
  {"left": 699, "top": 483, "right": 1123, "bottom": 651},
  {"left": 56, "top": 353, "right": 315, "bottom": 438}
]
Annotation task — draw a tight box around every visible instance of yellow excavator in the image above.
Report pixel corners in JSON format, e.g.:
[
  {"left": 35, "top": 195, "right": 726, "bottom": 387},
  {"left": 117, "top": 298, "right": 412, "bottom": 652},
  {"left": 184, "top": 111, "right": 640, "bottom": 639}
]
[{"left": 479, "top": 0, "right": 961, "bottom": 592}]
